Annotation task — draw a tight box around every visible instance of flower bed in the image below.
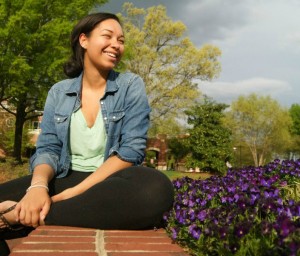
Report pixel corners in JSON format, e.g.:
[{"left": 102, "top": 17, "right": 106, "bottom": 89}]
[{"left": 164, "top": 159, "right": 300, "bottom": 256}]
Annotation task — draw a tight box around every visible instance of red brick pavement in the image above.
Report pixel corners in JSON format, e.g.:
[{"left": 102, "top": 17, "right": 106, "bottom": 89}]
[{"left": 7, "top": 226, "right": 189, "bottom": 255}]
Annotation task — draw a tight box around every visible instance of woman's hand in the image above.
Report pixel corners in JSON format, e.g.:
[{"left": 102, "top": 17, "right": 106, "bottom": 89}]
[
  {"left": 51, "top": 187, "right": 80, "bottom": 203},
  {"left": 52, "top": 157, "right": 132, "bottom": 203},
  {"left": 14, "top": 188, "right": 52, "bottom": 227}
]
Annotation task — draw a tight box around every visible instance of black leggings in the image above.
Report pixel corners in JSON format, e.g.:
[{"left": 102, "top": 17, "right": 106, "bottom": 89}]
[{"left": 0, "top": 166, "right": 174, "bottom": 230}]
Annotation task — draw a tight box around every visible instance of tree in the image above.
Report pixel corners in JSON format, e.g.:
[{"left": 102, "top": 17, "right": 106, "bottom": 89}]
[
  {"left": 119, "top": 3, "right": 221, "bottom": 136},
  {"left": 289, "top": 104, "right": 300, "bottom": 135},
  {"left": 223, "top": 94, "right": 292, "bottom": 167},
  {"left": 0, "top": 0, "right": 107, "bottom": 162},
  {"left": 184, "top": 97, "right": 232, "bottom": 174},
  {"left": 167, "top": 135, "right": 190, "bottom": 171},
  {"left": 288, "top": 104, "right": 300, "bottom": 159}
]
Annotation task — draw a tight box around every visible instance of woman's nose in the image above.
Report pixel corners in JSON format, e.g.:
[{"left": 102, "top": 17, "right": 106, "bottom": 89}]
[{"left": 111, "top": 38, "right": 121, "bottom": 49}]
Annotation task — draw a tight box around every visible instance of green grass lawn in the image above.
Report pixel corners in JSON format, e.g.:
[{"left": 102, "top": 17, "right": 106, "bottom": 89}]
[
  {"left": 162, "top": 170, "right": 212, "bottom": 180},
  {"left": 0, "top": 158, "right": 29, "bottom": 183},
  {"left": 0, "top": 158, "right": 212, "bottom": 184}
]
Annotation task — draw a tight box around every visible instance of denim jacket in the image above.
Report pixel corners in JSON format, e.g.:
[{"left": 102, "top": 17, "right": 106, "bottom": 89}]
[{"left": 30, "top": 70, "right": 151, "bottom": 178}]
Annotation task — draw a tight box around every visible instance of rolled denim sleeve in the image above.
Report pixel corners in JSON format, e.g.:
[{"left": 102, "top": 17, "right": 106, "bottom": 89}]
[
  {"left": 29, "top": 87, "right": 62, "bottom": 175},
  {"left": 30, "top": 152, "right": 59, "bottom": 173},
  {"left": 110, "top": 75, "right": 151, "bottom": 165}
]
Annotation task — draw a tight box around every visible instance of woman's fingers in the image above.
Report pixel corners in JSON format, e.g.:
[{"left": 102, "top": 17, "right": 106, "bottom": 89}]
[
  {"left": 18, "top": 204, "right": 41, "bottom": 226},
  {"left": 14, "top": 203, "right": 21, "bottom": 222},
  {"left": 40, "top": 199, "right": 51, "bottom": 223},
  {"left": 50, "top": 194, "right": 59, "bottom": 203},
  {"left": 31, "top": 210, "right": 41, "bottom": 227},
  {"left": 18, "top": 204, "right": 27, "bottom": 225},
  {"left": 15, "top": 190, "right": 51, "bottom": 226}
]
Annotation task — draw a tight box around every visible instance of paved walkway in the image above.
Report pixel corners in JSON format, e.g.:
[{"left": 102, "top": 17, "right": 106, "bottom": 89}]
[{"left": 7, "top": 226, "right": 189, "bottom": 255}]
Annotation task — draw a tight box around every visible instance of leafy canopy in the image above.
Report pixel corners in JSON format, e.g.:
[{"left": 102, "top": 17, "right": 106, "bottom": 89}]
[
  {"left": 184, "top": 96, "right": 232, "bottom": 174},
  {"left": 118, "top": 3, "right": 222, "bottom": 136},
  {"left": 288, "top": 104, "right": 300, "bottom": 158},
  {"left": 0, "top": 0, "right": 107, "bottom": 108},
  {"left": 223, "top": 93, "right": 292, "bottom": 166},
  {"left": 289, "top": 104, "right": 300, "bottom": 136},
  {"left": 0, "top": 0, "right": 107, "bottom": 160}
]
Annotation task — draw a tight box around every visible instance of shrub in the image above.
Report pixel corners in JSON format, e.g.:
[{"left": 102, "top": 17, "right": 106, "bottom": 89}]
[{"left": 164, "top": 159, "right": 300, "bottom": 256}]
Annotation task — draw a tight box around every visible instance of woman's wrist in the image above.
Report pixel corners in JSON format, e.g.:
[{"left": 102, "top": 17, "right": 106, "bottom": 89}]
[
  {"left": 26, "top": 184, "right": 49, "bottom": 193},
  {"left": 31, "top": 180, "right": 48, "bottom": 186}
]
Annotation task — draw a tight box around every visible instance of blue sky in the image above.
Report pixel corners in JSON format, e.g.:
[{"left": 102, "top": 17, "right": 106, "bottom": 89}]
[{"left": 99, "top": 0, "right": 300, "bottom": 108}]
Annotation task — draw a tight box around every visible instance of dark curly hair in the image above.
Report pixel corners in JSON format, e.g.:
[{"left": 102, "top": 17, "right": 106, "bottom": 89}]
[{"left": 63, "top": 13, "right": 121, "bottom": 78}]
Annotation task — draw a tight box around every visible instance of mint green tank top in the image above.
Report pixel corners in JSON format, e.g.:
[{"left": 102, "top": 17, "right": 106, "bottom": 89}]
[{"left": 69, "top": 109, "right": 107, "bottom": 172}]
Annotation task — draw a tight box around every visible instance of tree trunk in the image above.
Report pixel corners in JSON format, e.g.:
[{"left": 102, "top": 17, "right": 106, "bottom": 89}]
[
  {"left": 258, "top": 145, "right": 268, "bottom": 166},
  {"left": 249, "top": 146, "right": 259, "bottom": 167},
  {"left": 258, "top": 153, "right": 265, "bottom": 167},
  {"left": 13, "top": 99, "right": 26, "bottom": 163}
]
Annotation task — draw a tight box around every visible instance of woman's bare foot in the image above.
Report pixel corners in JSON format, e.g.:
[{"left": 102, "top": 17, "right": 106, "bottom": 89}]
[{"left": 0, "top": 200, "right": 18, "bottom": 228}]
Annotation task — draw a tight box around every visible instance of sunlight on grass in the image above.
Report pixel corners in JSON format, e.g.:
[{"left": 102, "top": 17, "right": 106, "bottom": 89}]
[
  {"left": 162, "top": 170, "right": 212, "bottom": 180},
  {"left": 0, "top": 158, "right": 29, "bottom": 183},
  {"left": 0, "top": 158, "right": 213, "bottom": 184}
]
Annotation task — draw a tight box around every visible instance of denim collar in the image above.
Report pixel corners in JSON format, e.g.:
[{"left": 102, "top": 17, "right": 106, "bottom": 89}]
[{"left": 65, "top": 70, "right": 120, "bottom": 96}]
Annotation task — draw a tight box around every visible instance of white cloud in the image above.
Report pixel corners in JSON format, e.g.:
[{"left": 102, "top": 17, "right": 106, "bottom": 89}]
[
  {"left": 281, "top": 32, "right": 300, "bottom": 53},
  {"left": 198, "top": 77, "right": 293, "bottom": 106},
  {"left": 181, "top": 0, "right": 251, "bottom": 44},
  {"left": 100, "top": 0, "right": 300, "bottom": 107}
]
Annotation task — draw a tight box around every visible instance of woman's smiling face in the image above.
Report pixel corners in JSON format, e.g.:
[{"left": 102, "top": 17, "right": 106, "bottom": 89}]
[{"left": 80, "top": 18, "right": 125, "bottom": 71}]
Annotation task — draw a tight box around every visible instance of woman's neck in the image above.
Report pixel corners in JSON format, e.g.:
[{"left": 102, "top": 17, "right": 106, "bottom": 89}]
[{"left": 82, "top": 67, "right": 109, "bottom": 89}]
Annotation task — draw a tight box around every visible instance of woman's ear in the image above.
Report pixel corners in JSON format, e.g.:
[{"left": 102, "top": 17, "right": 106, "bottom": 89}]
[{"left": 79, "top": 33, "right": 88, "bottom": 49}]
